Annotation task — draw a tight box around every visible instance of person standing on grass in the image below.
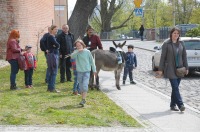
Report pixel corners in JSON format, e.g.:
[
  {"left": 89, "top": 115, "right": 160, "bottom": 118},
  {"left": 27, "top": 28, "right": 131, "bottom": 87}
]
[
  {"left": 6, "top": 29, "right": 24, "bottom": 90},
  {"left": 40, "top": 27, "right": 51, "bottom": 83},
  {"left": 122, "top": 45, "right": 137, "bottom": 85},
  {"left": 71, "top": 39, "right": 96, "bottom": 107},
  {"left": 57, "top": 24, "right": 74, "bottom": 83},
  {"left": 82, "top": 25, "right": 103, "bottom": 51},
  {"left": 156, "top": 27, "right": 188, "bottom": 112},
  {"left": 23, "top": 45, "right": 37, "bottom": 88},
  {"left": 46, "top": 25, "right": 60, "bottom": 93}
]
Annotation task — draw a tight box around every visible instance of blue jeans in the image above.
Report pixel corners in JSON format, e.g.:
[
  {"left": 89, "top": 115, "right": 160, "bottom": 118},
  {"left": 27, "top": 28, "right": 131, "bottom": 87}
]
[
  {"left": 123, "top": 65, "right": 134, "bottom": 81},
  {"left": 77, "top": 71, "right": 90, "bottom": 93},
  {"left": 45, "top": 53, "right": 50, "bottom": 83},
  {"left": 24, "top": 68, "right": 33, "bottom": 85},
  {"left": 73, "top": 71, "right": 80, "bottom": 93},
  {"left": 8, "top": 59, "right": 19, "bottom": 86},
  {"left": 48, "top": 54, "right": 59, "bottom": 91},
  {"left": 141, "top": 35, "right": 143, "bottom": 41},
  {"left": 169, "top": 78, "right": 184, "bottom": 108}
]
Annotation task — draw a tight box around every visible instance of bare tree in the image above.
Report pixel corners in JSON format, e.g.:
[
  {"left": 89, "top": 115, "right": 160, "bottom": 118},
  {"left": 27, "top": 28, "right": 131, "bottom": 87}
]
[
  {"left": 92, "top": 0, "right": 134, "bottom": 39},
  {"left": 68, "top": 0, "right": 97, "bottom": 39}
]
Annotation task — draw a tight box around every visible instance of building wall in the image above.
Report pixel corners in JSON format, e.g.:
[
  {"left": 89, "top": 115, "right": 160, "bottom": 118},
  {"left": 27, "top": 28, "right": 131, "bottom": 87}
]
[
  {"left": 0, "top": 0, "right": 54, "bottom": 59},
  {"left": 54, "top": 0, "right": 68, "bottom": 28}
]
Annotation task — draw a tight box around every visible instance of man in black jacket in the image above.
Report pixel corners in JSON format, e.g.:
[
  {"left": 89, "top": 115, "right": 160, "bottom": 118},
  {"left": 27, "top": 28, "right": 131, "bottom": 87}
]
[{"left": 57, "top": 24, "right": 74, "bottom": 83}]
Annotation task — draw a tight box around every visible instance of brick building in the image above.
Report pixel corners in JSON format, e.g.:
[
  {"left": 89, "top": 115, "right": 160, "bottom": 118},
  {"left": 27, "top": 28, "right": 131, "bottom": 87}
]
[{"left": 0, "top": 0, "right": 54, "bottom": 59}]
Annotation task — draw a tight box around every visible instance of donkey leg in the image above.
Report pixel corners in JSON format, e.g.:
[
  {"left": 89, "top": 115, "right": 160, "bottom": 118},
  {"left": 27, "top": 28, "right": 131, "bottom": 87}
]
[
  {"left": 89, "top": 70, "right": 94, "bottom": 90},
  {"left": 115, "top": 70, "right": 121, "bottom": 90}
]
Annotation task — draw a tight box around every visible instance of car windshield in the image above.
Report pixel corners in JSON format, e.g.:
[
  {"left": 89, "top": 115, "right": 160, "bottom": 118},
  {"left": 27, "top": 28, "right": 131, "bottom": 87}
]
[{"left": 183, "top": 40, "right": 200, "bottom": 50}]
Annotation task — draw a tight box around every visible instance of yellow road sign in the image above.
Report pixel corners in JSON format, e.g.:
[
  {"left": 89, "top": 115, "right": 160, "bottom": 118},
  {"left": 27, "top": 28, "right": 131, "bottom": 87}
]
[{"left": 134, "top": 0, "right": 143, "bottom": 8}]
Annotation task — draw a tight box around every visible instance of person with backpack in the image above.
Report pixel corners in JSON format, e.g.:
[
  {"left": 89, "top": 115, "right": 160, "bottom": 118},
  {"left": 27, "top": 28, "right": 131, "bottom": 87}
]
[
  {"left": 40, "top": 27, "right": 51, "bottom": 83},
  {"left": 6, "top": 29, "right": 24, "bottom": 90},
  {"left": 23, "top": 45, "right": 37, "bottom": 88}
]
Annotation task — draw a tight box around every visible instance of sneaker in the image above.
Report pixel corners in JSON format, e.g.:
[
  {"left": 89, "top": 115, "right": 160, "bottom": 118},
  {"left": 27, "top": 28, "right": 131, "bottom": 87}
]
[
  {"left": 179, "top": 105, "right": 185, "bottom": 112},
  {"left": 49, "top": 89, "right": 60, "bottom": 93},
  {"left": 170, "top": 106, "right": 179, "bottom": 111},
  {"left": 73, "top": 91, "right": 78, "bottom": 95},
  {"left": 130, "top": 81, "right": 136, "bottom": 84},
  {"left": 123, "top": 81, "right": 125, "bottom": 85},
  {"left": 79, "top": 99, "right": 86, "bottom": 107}
]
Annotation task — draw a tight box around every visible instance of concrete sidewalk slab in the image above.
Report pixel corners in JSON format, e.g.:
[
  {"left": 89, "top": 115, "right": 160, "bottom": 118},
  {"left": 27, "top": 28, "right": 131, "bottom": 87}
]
[{"left": 99, "top": 71, "right": 200, "bottom": 132}]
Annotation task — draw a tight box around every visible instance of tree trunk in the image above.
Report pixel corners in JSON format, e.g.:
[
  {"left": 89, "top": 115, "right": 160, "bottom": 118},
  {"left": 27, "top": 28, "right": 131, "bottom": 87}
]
[{"left": 68, "top": 0, "right": 97, "bottom": 40}]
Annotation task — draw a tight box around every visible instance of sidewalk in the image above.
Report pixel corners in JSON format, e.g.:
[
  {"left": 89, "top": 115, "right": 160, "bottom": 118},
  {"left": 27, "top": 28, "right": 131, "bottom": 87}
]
[{"left": 99, "top": 70, "right": 200, "bottom": 132}]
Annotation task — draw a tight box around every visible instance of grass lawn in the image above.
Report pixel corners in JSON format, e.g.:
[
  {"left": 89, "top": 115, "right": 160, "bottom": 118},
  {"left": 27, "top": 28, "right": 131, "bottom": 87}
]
[{"left": 0, "top": 53, "right": 141, "bottom": 127}]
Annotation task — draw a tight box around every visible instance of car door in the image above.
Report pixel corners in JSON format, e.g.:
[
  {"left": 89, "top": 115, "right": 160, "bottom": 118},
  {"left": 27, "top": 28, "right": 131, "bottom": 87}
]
[{"left": 183, "top": 40, "right": 200, "bottom": 67}]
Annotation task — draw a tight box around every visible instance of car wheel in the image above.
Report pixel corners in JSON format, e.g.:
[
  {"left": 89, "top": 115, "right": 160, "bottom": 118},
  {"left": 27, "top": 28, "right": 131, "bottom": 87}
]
[{"left": 152, "top": 58, "right": 158, "bottom": 71}]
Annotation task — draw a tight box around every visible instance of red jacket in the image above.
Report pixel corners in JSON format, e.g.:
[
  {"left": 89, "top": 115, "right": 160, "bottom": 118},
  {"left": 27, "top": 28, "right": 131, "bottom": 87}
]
[
  {"left": 23, "top": 52, "right": 37, "bottom": 70},
  {"left": 6, "top": 39, "right": 21, "bottom": 61}
]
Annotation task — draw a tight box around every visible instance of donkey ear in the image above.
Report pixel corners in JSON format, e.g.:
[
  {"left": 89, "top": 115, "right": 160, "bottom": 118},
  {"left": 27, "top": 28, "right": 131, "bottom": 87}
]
[
  {"left": 122, "top": 41, "right": 126, "bottom": 47},
  {"left": 113, "top": 41, "right": 117, "bottom": 47}
]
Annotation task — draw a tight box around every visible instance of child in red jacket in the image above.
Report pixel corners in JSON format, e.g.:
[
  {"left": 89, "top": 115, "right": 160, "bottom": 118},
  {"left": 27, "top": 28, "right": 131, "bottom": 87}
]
[{"left": 23, "top": 45, "right": 37, "bottom": 88}]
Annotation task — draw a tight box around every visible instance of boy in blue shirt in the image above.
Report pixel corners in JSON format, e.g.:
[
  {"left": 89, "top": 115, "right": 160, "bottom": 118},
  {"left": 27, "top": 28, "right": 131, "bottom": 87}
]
[{"left": 123, "top": 45, "right": 137, "bottom": 85}]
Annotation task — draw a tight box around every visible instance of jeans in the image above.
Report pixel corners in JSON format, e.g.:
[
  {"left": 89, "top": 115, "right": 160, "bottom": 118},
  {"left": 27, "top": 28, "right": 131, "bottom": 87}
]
[
  {"left": 8, "top": 59, "right": 19, "bottom": 86},
  {"left": 141, "top": 35, "right": 143, "bottom": 41},
  {"left": 123, "top": 65, "right": 134, "bottom": 81},
  {"left": 77, "top": 71, "right": 90, "bottom": 93},
  {"left": 48, "top": 54, "right": 59, "bottom": 91},
  {"left": 60, "top": 57, "right": 72, "bottom": 81},
  {"left": 45, "top": 53, "right": 50, "bottom": 83},
  {"left": 73, "top": 71, "right": 80, "bottom": 93},
  {"left": 24, "top": 68, "right": 33, "bottom": 85},
  {"left": 169, "top": 78, "right": 184, "bottom": 108}
]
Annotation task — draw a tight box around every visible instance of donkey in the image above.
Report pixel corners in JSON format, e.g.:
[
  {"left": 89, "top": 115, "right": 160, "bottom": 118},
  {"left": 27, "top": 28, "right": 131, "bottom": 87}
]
[{"left": 89, "top": 41, "right": 126, "bottom": 90}]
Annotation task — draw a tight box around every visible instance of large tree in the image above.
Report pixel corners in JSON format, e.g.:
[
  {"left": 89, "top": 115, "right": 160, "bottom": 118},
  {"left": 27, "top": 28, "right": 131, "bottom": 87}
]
[
  {"left": 68, "top": 0, "right": 97, "bottom": 39},
  {"left": 92, "top": 0, "right": 134, "bottom": 38}
]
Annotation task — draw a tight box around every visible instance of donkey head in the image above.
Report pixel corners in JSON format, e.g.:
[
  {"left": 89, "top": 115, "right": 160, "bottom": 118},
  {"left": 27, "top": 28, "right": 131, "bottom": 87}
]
[{"left": 113, "top": 41, "right": 126, "bottom": 51}]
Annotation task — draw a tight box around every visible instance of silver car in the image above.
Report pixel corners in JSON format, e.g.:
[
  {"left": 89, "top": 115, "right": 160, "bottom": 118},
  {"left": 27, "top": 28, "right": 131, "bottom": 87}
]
[{"left": 152, "top": 37, "right": 200, "bottom": 73}]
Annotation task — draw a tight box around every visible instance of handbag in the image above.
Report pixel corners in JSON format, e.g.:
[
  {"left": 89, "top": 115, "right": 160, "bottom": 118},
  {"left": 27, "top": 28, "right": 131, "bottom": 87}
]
[
  {"left": 171, "top": 43, "right": 186, "bottom": 78},
  {"left": 18, "top": 55, "right": 26, "bottom": 70},
  {"left": 176, "top": 67, "right": 186, "bottom": 78}
]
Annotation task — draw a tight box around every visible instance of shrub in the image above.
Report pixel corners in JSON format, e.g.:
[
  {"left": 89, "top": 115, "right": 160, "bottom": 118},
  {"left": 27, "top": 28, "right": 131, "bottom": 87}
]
[{"left": 186, "top": 26, "right": 200, "bottom": 37}]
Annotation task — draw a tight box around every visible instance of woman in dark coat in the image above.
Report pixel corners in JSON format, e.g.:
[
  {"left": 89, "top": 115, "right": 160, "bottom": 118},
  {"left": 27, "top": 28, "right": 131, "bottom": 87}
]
[{"left": 157, "top": 27, "right": 189, "bottom": 112}]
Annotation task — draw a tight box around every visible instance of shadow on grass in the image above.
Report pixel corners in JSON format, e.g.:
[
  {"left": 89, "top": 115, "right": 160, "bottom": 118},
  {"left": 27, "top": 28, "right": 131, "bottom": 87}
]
[{"left": 59, "top": 104, "right": 84, "bottom": 109}]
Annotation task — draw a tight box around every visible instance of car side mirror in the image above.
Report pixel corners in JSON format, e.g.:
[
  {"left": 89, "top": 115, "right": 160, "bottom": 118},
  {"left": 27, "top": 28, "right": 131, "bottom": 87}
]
[{"left": 154, "top": 46, "right": 159, "bottom": 50}]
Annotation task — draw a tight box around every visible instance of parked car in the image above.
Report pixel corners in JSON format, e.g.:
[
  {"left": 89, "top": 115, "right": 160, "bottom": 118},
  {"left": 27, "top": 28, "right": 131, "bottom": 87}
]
[{"left": 152, "top": 37, "right": 200, "bottom": 73}]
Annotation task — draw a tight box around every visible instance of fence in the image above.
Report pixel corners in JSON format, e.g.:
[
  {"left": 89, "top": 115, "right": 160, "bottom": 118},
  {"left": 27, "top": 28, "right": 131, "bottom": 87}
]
[{"left": 99, "top": 27, "right": 192, "bottom": 42}]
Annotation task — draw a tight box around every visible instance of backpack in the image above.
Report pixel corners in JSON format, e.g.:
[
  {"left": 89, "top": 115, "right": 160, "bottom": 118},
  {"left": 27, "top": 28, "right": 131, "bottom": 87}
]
[
  {"left": 18, "top": 55, "right": 26, "bottom": 70},
  {"left": 40, "top": 33, "right": 49, "bottom": 51},
  {"left": 25, "top": 53, "right": 35, "bottom": 68}
]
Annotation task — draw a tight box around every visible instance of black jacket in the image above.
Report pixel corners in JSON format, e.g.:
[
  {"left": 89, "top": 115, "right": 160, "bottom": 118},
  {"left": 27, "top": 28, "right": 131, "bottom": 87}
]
[{"left": 56, "top": 31, "right": 75, "bottom": 56}]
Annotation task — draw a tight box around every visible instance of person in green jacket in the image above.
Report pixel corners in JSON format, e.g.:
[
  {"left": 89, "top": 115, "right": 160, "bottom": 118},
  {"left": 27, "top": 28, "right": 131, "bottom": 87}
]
[{"left": 71, "top": 39, "right": 96, "bottom": 107}]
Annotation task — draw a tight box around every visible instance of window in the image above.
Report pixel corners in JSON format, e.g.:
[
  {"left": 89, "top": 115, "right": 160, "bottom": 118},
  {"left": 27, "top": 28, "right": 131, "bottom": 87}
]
[{"left": 183, "top": 40, "right": 200, "bottom": 50}]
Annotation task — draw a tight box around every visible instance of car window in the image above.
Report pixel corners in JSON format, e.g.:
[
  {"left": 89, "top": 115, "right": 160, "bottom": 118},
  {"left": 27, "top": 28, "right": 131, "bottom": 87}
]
[{"left": 183, "top": 40, "right": 200, "bottom": 50}]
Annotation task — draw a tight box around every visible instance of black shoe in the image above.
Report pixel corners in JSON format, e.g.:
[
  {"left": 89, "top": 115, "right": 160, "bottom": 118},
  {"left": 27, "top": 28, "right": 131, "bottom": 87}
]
[
  {"left": 67, "top": 79, "right": 73, "bottom": 82},
  {"left": 60, "top": 80, "right": 65, "bottom": 83},
  {"left": 48, "top": 89, "right": 60, "bottom": 93},
  {"left": 130, "top": 81, "right": 136, "bottom": 84},
  {"left": 10, "top": 85, "right": 21, "bottom": 90},
  {"left": 123, "top": 81, "right": 125, "bottom": 85},
  {"left": 170, "top": 106, "right": 179, "bottom": 111},
  {"left": 179, "top": 105, "right": 185, "bottom": 112}
]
